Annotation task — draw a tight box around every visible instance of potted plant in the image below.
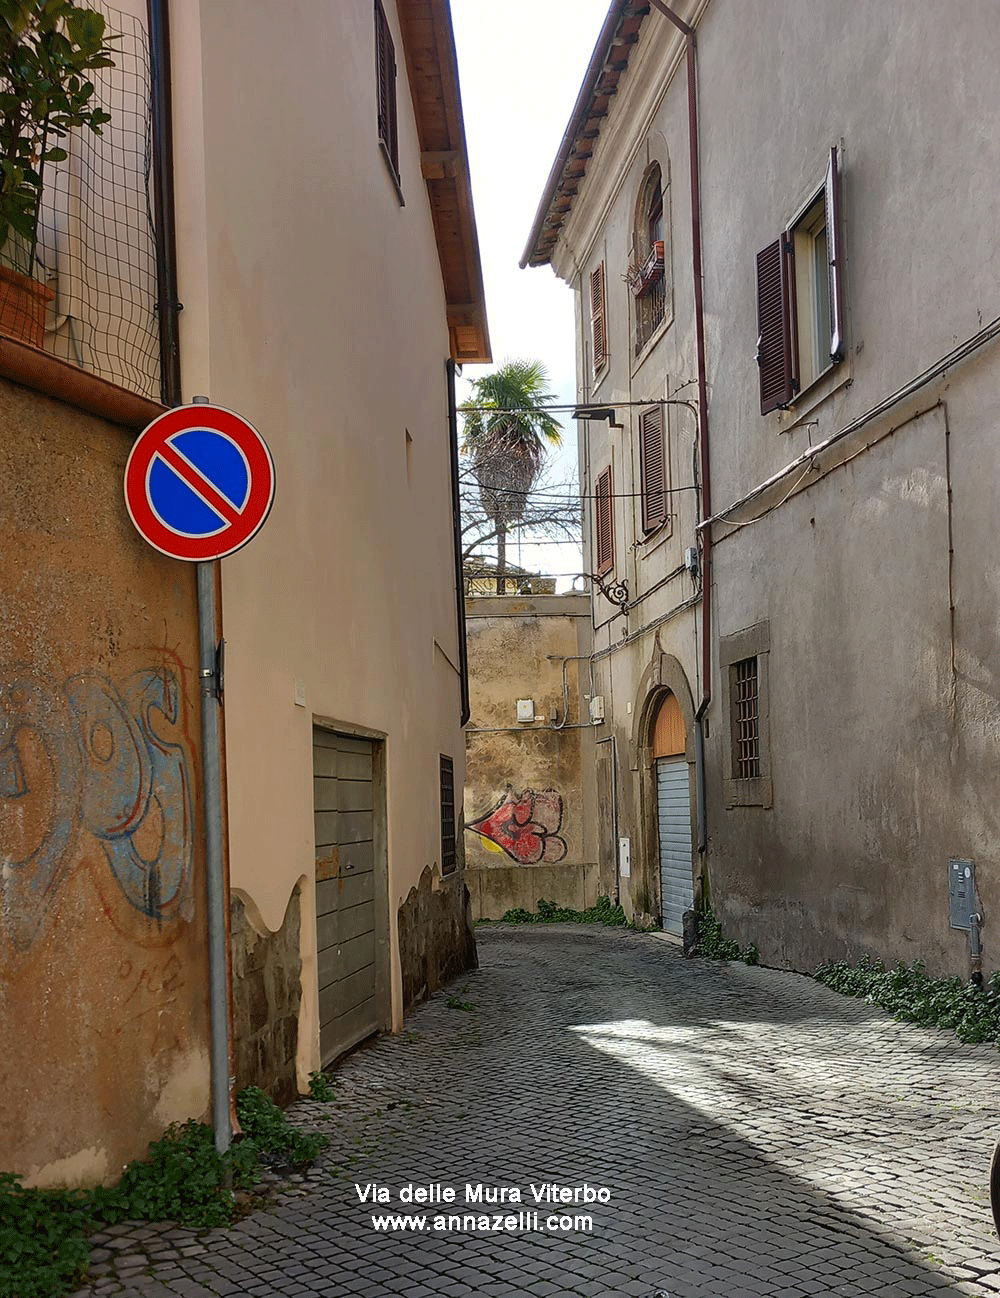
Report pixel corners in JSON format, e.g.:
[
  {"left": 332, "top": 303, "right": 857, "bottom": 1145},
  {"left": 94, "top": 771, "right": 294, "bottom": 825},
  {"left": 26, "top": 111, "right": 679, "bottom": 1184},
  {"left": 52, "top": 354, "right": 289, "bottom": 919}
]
[
  {"left": 628, "top": 239, "right": 665, "bottom": 298},
  {"left": 0, "top": 1, "right": 115, "bottom": 346}
]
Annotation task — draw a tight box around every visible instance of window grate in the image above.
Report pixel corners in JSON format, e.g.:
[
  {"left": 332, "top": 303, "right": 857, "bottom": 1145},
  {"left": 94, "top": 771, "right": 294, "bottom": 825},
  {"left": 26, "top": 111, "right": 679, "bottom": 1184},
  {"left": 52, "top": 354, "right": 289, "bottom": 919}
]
[
  {"left": 635, "top": 272, "right": 666, "bottom": 354},
  {"left": 440, "top": 755, "right": 456, "bottom": 873},
  {"left": 733, "top": 656, "right": 761, "bottom": 779},
  {"left": 374, "top": 0, "right": 399, "bottom": 183}
]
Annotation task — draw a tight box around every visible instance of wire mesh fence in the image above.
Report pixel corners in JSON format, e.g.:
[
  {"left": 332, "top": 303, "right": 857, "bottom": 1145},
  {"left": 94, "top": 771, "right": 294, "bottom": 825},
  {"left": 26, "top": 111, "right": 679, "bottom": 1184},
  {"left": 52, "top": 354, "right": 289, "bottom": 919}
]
[{"left": 0, "top": 2, "right": 161, "bottom": 401}]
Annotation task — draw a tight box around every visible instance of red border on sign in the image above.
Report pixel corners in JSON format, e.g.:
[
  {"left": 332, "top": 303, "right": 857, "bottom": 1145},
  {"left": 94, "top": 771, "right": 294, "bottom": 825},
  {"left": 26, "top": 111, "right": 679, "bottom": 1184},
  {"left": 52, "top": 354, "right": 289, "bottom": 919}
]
[{"left": 124, "top": 404, "right": 275, "bottom": 562}]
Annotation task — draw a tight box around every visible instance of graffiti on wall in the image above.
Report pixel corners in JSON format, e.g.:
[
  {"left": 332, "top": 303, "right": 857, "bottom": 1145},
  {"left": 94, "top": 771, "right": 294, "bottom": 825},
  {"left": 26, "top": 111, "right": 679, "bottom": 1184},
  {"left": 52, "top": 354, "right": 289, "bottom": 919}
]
[
  {"left": 0, "top": 659, "right": 195, "bottom": 950},
  {"left": 466, "top": 788, "right": 567, "bottom": 864}
]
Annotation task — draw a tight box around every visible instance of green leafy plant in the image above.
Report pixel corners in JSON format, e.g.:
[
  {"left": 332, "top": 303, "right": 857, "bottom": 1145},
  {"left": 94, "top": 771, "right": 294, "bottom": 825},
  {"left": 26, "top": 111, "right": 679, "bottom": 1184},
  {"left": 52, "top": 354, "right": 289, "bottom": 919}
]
[
  {"left": 235, "top": 1086, "right": 326, "bottom": 1169},
  {"left": 695, "top": 908, "right": 760, "bottom": 965},
  {"left": 447, "top": 995, "right": 475, "bottom": 1011},
  {"left": 307, "top": 1070, "right": 336, "bottom": 1102},
  {"left": 0, "top": 1174, "right": 92, "bottom": 1298},
  {"left": 0, "top": 1, "right": 117, "bottom": 273},
  {"left": 0, "top": 1086, "right": 328, "bottom": 1297},
  {"left": 92, "top": 1120, "right": 256, "bottom": 1230},
  {"left": 499, "top": 894, "right": 635, "bottom": 927},
  {"left": 815, "top": 957, "right": 1000, "bottom": 1046}
]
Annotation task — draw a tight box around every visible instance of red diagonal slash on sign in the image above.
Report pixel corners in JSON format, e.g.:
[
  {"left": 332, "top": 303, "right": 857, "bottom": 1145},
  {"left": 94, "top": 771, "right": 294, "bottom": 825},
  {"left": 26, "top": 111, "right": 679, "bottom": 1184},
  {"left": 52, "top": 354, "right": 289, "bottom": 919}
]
[
  {"left": 155, "top": 438, "right": 243, "bottom": 527},
  {"left": 124, "top": 403, "right": 275, "bottom": 563}
]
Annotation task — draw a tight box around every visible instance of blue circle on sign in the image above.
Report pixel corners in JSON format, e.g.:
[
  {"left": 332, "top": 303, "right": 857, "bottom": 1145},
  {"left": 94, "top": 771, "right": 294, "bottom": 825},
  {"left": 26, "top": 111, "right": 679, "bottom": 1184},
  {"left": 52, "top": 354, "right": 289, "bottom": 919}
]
[{"left": 147, "top": 428, "right": 250, "bottom": 537}]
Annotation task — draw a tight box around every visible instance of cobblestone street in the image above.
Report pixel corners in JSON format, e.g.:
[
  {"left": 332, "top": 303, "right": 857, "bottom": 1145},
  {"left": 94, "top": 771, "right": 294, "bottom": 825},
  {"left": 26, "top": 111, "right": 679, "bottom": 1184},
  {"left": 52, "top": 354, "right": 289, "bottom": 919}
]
[{"left": 79, "top": 925, "right": 1000, "bottom": 1298}]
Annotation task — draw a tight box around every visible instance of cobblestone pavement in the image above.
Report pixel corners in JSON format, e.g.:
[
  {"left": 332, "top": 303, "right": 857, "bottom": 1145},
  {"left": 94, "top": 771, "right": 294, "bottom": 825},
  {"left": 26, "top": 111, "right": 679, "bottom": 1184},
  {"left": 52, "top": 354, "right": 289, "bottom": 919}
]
[{"left": 77, "top": 925, "right": 1000, "bottom": 1298}]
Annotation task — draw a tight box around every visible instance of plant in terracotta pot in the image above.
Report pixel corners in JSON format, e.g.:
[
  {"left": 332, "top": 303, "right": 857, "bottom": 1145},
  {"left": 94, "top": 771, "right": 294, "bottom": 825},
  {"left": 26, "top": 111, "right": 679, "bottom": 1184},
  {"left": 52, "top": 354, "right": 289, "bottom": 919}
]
[{"left": 0, "top": 0, "right": 115, "bottom": 346}]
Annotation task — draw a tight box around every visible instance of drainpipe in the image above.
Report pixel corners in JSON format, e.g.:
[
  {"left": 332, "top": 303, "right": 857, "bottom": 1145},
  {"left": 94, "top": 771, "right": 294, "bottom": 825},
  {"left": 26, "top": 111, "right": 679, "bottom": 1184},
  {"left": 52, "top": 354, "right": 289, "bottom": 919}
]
[
  {"left": 147, "top": 0, "right": 182, "bottom": 407},
  {"left": 446, "top": 358, "right": 471, "bottom": 725},
  {"left": 649, "top": 1, "right": 712, "bottom": 876},
  {"left": 595, "top": 734, "right": 620, "bottom": 904},
  {"left": 970, "top": 910, "right": 984, "bottom": 989}
]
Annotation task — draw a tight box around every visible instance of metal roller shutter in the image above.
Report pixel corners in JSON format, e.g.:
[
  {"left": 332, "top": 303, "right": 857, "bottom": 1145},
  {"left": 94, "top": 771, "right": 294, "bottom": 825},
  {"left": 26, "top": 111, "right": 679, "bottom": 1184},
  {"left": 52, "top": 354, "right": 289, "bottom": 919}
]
[{"left": 657, "top": 757, "right": 693, "bottom": 936}]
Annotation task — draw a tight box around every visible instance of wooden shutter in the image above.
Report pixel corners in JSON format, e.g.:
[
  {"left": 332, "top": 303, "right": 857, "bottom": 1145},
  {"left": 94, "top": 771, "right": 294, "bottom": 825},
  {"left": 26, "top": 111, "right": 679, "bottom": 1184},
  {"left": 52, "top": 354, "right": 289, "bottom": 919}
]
[
  {"left": 590, "top": 263, "right": 607, "bottom": 375},
  {"left": 755, "top": 236, "right": 796, "bottom": 414},
  {"left": 825, "top": 145, "right": 844, "bottom": 362},
  {"left": 639, "top": 404, "right": 667, "bottom": 533},
  {"left": 375, "top": 0, "right": 398, "bottom": 178},
  {"left": 595, "top": 465, "right": 613, "bottom": 576}
]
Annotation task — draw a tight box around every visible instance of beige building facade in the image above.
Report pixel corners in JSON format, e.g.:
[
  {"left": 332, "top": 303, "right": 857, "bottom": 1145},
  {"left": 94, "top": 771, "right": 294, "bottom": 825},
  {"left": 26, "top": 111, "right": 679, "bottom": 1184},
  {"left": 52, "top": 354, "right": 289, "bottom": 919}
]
[
  {"left": 464, "top": 593, "right": 599, "bottom": 919},
  {"left": 171, "top": 0, "right": 490, "bottom": 1088},
  {"left": 525, "top": 0, "right": 1000, "bottom": 977},
  {"left": 1, "top": 0, "right": 488, "bottom": 1182}
]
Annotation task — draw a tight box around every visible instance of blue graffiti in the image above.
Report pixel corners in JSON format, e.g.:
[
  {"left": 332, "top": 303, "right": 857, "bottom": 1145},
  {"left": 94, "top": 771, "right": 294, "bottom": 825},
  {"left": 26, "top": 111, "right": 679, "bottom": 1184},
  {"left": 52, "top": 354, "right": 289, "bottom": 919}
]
[
  {"left": 0, "top": 665, "right": 194, "bottom": 948},
  {"left": 0, "top": 676, "right": 83, "bottom": 948}
]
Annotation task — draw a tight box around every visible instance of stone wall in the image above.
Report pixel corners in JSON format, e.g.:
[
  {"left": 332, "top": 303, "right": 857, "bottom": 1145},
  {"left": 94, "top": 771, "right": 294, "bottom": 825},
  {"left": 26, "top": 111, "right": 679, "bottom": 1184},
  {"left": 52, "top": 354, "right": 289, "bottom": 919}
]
[
  {"left": 230, "top": 888, "right": 302, "bottom": 1106},
  {"left": 397, "top": 863, "right": 477, "bottom": 1010},
  {"left": 464, "top": 594, "right": 599, "bottom": 919}
]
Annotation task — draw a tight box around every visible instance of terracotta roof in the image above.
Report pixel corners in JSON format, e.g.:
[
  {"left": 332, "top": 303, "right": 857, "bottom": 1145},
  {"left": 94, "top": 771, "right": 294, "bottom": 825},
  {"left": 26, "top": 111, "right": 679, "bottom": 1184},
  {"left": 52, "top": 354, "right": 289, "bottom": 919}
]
[
  {"left": 397, "top": 0, "right": 491, "bottom": 363},
  {"left": 520, "top": 0, "right": 650, "bottom": 269}
]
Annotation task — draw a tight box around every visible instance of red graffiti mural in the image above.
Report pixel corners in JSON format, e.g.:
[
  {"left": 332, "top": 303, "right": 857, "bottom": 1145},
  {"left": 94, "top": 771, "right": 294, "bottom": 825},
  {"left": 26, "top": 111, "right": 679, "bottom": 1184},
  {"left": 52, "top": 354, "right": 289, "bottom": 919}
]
[{"left": 467, "top": 788, "right": 567, "bottom": 864}]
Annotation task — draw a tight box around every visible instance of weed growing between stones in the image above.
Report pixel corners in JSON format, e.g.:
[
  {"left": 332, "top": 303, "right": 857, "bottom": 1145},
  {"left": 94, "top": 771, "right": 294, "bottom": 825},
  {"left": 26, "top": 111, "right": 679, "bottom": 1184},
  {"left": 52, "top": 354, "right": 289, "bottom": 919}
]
[
  {"left": 0, "top": 1089, "right": 328, "bottom": 1298},
  {"left": 307, "top": 1070, "right": 337, "bottom": 1102},
  {"left": 815, "top": 957, "right": 1000, "bottom": 1046},
  {"left": 694, "top": 908, "right": 760, "bottom": 965}
]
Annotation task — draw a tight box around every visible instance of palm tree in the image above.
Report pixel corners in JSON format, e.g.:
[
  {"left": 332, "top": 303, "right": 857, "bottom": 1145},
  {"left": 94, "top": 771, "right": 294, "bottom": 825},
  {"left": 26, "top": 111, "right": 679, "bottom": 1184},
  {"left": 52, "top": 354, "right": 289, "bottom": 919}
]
[{"left": 460, "top": 359, "right": 562, "bottom": 593}]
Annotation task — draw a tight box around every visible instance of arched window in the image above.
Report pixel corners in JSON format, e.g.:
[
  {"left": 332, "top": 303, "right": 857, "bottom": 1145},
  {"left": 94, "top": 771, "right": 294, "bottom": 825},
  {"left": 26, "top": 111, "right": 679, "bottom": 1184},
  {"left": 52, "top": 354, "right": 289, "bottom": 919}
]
[{"left": 632, "top": 161, "right": 669, "bottom": 354}]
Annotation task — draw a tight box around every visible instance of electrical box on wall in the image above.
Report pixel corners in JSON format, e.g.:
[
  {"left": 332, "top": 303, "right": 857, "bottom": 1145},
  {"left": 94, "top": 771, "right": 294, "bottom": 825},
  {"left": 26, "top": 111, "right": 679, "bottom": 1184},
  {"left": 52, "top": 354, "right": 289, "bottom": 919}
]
[
  {"left": 949, "top": 858, "right": 978, "bottom": 930},
  {"left": 619, "top": 837, "right": 631, "bottom": 878},
  {"left": 589, "top": 695, "right": 605, "bottom": 724},
  {"left": 516, "top": 699, "right": 535, "bottom": 723}
]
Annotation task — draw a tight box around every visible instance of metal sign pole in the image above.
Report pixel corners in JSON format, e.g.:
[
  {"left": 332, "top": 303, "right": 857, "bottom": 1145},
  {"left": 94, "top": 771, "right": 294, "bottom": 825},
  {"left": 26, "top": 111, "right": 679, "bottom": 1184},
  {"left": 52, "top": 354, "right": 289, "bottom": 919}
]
[
  {"left": 197, "top": 558, "right": 231, "bottom": 1157},
  {"left": 190, "top": 389, "right": 231, "bottom": 1160},
  {"left": 125, "top": 394, "right": 274, "bottom": 1164}
]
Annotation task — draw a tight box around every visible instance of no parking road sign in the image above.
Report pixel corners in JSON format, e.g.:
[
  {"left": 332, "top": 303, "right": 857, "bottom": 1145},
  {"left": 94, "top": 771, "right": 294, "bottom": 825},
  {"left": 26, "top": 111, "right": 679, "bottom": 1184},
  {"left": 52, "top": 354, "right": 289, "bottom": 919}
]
[{"left": 124, "top": 403, "right": 275, "bottom": 562}]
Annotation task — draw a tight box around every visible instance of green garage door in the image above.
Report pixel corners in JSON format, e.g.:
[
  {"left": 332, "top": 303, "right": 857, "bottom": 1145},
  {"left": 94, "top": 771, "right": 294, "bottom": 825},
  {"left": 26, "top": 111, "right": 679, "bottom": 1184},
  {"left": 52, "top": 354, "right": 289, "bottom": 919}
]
[{"left": 313, "top": 729, "right": 377, "bottom": 1065}]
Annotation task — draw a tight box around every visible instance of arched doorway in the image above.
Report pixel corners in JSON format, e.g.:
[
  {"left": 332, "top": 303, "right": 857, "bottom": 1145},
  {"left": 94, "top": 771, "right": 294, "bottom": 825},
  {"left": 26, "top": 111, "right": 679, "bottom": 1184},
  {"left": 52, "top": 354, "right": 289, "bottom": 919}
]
[{"left": 652, "top": 693, "right": 693, "bottom": 934}]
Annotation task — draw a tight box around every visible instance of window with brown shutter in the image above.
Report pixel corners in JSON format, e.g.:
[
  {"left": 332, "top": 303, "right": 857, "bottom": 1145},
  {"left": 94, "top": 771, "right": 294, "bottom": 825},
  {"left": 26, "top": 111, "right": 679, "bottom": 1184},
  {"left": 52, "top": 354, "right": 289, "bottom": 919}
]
[
  {"left": 374, "top": 0, "right": 399, "bottom": 187},
  {"left": 590, "top": 263, "right": 608, "bottom": 376},
  {"left": 755, "top": 236, "right": 796, "bottom": 414},
  {"left": 756, "top": 145, "right": 846, "bottom": 415},
  {"left": 639, "top": 404, "right": 667, "bottom": 534},
  {"left": 595, "top": 465, "right": 613, "bottom": 576}
]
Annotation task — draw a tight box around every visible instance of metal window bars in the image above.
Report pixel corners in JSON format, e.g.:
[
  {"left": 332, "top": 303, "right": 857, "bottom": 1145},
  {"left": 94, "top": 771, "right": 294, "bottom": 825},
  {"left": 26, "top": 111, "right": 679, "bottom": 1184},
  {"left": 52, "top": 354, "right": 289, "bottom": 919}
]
[{"left": 733, "top": 656, "right": 761, "bottom": 780}]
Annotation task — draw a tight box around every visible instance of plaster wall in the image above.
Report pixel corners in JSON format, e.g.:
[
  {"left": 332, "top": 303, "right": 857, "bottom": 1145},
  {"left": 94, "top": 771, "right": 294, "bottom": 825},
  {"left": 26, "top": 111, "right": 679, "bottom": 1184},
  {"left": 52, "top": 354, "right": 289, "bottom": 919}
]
[
  {"left": 0, "top": 379, "right": 209, "bottom": 1184},
  {"left": 551, "top": 9, "right": 705, "bottom": 922},
  {"left": 464, "top": 595, "right": 599, "bottom": 919},
  {"left": 170, "top": 0, "right": 472, "bottom": 1086},
  {"left": 544, "top": 0, "right": 1000, "bottom": 970},
  {"left": 691, "top": 0, "right": 1000, "bottom": 975}
]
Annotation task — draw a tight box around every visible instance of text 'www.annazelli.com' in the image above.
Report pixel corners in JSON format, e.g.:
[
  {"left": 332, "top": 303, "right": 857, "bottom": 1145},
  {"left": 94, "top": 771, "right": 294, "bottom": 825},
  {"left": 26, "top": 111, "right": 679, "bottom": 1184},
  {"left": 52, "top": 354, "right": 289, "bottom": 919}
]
[
  {"left": 359, "top": 1182, "right": 612, "bottom": 1234},
  {"left": 370, "top": 1210, "right": 594, "bottom": 1234}
]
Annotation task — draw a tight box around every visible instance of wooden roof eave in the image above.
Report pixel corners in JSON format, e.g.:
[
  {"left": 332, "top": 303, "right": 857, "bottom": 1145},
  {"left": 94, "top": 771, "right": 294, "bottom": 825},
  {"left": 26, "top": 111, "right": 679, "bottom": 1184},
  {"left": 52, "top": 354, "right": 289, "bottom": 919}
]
[
  {"left": 520, "top": 0, "right": 649, "bottom": 270},
  {"left": 397, "top": 0, "right": 491, "bottom": 364}
]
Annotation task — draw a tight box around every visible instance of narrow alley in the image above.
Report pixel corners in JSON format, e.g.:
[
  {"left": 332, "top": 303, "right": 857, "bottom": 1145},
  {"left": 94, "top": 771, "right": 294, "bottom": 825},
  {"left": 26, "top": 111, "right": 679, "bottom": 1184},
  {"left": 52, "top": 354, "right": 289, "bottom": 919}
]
[{"left": 78, "top": 926, "right": 1000, "bottom": 1298}]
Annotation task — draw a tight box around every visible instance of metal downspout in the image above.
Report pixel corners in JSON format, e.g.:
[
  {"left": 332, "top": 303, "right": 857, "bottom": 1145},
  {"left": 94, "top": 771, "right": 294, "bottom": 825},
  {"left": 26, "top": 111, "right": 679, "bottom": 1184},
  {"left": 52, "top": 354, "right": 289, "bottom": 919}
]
[
  {"left": 148, "top": 13, "right": 235, "bottom": 1147},
  {"left": 147, "top": 0, "right": 181, "bottom": 407},
  {"left": 447, "top": 358, "right": 471, "bottom": 725}
]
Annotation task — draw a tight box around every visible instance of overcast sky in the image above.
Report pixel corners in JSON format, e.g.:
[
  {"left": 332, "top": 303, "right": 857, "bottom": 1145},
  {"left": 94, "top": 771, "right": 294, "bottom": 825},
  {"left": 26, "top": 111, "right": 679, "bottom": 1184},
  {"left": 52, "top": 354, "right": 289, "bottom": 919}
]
[{"left": 451, "top": 0, "right": 610, "bottom": 580}]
